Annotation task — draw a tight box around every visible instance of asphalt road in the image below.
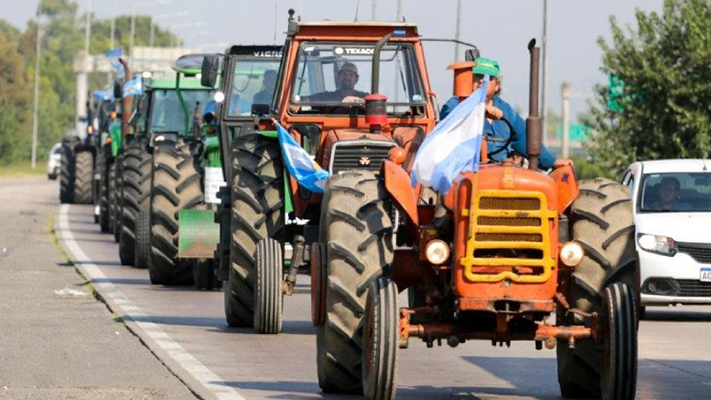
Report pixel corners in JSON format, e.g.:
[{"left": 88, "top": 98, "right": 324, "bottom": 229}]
[
  {"left": 0, "top": 178, "right": 198, "bottom": 400},
  {"left": 9, "top": 178, "right": 711, "bottom": 400}
]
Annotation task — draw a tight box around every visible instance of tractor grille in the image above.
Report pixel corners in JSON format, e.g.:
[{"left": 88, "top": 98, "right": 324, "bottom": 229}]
[
  {"left": 677, "top": 242, "right": 711, "bottom": 264},
  {"left": 459, "top": 191, "right": 556, "bottom": 284},
  {"left": 479, "top": 197, "right": 541, "bottom": 210},
  {"left": 675, "top": 279, "right": 711, "bottom": 297},
  {"left": 329, "top": 140, "right": 396, "bottom": 175}
]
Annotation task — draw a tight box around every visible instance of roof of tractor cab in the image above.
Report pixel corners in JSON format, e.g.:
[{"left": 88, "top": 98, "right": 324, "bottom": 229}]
[
  {"left": 172, "top": 53, "right": 211, "bottom": 76},
  {"left": 289, "top": 20, "right": 419, "bottom": 39},
  {"left": 146, "top": 78, "right": 210, "bottom": 91}
]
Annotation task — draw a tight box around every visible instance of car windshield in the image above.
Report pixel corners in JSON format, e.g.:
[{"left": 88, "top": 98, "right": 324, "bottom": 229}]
[
  {"left": 150, "top": 89, "right": 214, "bottom": 135},
  {"left": 639, "top": 172, "right": 711, "bottom": 212},
  {"left": 290, "top": 42, "right": 426, "bottom": 114},
  {"left": 225, "top": 59, "right": 282, "bottom": 117}
]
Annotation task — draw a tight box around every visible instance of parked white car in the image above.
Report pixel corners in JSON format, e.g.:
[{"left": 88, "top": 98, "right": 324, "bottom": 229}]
[
  {"left": 47, "top": 143, "right": 62, "bottom": 180},
  {"left": 622, "top": 159, "right": 711, "bottom": 313}
]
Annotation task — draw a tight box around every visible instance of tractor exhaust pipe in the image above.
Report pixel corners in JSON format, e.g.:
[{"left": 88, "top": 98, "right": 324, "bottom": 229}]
[
  {"left": 365, "top": 32, "right": 394, "bottom": 133},
  {"left": 526, "top": 39, "right": 541, "bottom": 170},
  {"left": 119, "top": 58, "right": 132, "bottom": 142}
]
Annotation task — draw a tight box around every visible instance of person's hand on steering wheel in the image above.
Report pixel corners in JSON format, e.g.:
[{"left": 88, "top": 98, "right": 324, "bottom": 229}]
[
  {"left": 342, "top": 96, "right": 365, "bottom": 104},
  {"left": 485, "top": 104, "right": 503, "bottom": 120}
]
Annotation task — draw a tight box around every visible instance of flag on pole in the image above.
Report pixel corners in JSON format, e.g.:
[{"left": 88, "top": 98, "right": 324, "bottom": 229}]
[
  {"left": 411, "top": 77, "right": 489, "bottom": 194},
  {"left": 275, "top": 122, "right": 330, "bottom": 193},
  {"left": 105, "top": 46, "right": 123, "bottom": 72},
  {"left": 123, "top": 77, "right": 143, "bottom": 97}
]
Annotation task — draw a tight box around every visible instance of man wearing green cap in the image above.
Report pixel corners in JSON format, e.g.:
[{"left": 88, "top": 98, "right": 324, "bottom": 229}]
[{"left": 440, "top": 57, "right": 571, "bottom": 170}]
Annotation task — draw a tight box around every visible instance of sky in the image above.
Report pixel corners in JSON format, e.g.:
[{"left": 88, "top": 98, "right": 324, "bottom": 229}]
[{"left": 5, "top": 0, "right": 663, "bottom": 123}]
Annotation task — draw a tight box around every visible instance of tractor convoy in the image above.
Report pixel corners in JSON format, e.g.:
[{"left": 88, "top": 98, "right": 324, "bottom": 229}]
[{"left": 62, "top": 11, "right": 639, "bottom": 400}]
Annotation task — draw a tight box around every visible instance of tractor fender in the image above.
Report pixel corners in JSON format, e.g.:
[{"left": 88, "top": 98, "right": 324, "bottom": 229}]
[
  {"left": 549, "top": 164, "right": 579, "bottom": 213},
  {"left": 382, "top": 160, "right": 418, "bottom": 226}
]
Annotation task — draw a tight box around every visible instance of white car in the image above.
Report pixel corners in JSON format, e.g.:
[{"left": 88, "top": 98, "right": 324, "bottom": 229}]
[
  {"left": 622, "top": 159, "right": 711, "bottom": 312},
  {"left": 47, "top": 143, "right": 62, "bottom": 180}
]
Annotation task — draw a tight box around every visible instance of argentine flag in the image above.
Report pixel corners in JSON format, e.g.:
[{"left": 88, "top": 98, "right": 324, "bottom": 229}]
[
  {"left": 276, "top": 123, "right": 330, "bottom": 193},
  {"left": 123, "top": 77, "right": 143, "bottom": 97},
  {"left": 411, "top": 77, "right": 489, "bottom": 194}
]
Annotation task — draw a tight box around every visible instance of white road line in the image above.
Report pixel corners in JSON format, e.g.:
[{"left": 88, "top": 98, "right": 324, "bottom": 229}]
[{"left": 58, "top": 205, "right": 244, "bottom": 400}]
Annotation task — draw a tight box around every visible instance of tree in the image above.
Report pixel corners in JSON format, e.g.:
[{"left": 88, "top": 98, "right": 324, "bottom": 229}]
[{"left": 586, "top": 0, "right": 710, "bottom": 175}]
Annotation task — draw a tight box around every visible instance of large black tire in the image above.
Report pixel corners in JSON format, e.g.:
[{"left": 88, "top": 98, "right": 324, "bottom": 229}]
[
  {"left": 214, "top": 185, "right": 232, "bottom": 282},
  {"left": 112, "top": 154, "right": 124, "bottom": 243},
  {"left": 362, "top": 277, "right": 399, "bottom": 400},
  {"left": 148, "top": 143, "right": 202, "bottom": 285},
  {"left": 119, "top": 145, "right": 152, "bottom": 268},
  {"left": 601, "top": 283, "right": 637, "bottom": 400},
  {"left": 224, "top": 134, "right": 284, "bottom": 327},
  {"left": 59, "top": 144, "right": 75, "bottom": 204},
  {"left": 74, "top": 151, "right": 93, "bottom": 204},
  {"left": 99, "top": 158, "right": 112, "bottom": 233},
  {"left": 317, "top": 170, "right": 394, "bottom": 394},
  {"left": 254, "top": 238, "right": 283, "bottom": 334},
  {"left": 557, "top": 178, "right": 638, "bottom": 399}
]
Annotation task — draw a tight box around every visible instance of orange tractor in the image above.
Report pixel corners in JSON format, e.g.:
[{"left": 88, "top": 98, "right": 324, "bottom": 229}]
[{"left": 312, "top": 40, "right": 639, "bottom": 400}]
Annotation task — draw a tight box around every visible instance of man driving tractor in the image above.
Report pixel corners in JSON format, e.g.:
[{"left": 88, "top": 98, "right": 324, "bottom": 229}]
[
  {"left": 306, "top": 62, "right": 368, "bottom": 103},
  {"left": 441, "top": 57, "right": 572, "bottom": 170}
]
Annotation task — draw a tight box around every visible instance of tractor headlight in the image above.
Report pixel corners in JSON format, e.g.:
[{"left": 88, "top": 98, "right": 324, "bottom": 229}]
[
  {"left": 559, "top": 241, "right": 584, "bottom": 267},
  {"left": 637, "top": 234, "right": 677, "bottom": 256},
  {"left": 425, "top": 239, "right": 450, "bottom": 265}
]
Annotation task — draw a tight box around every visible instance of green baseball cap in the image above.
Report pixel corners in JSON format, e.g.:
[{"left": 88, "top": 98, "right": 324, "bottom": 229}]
[{"left": 472, "top": 57, "right": 500, "bottom": 77}]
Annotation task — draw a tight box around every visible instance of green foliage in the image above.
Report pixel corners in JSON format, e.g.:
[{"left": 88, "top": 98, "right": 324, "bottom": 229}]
[
  {"left": 571, "top": 155, "right": 614, "bottom": 180},
  {"left": 0, "top": 0, "right": 183, "bottom": 165},
  {"left": 587, "top": 0, "right": 711, "bottom": 176}
]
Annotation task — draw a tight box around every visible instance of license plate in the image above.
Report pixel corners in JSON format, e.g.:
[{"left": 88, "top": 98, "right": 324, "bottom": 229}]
[{"left": 701, "top": 268, "right": 711, "bottom": 282}]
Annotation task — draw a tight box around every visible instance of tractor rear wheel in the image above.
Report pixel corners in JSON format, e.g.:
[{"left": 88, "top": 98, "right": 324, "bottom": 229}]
[
  {"left": 362, "top": 277, "right": 399, "bottom": 400},
  {"left": 254, "top": 238, "right": 283, "bottom": 334},
  {"left": 557, "top": 178, "right": 638, "bottom": 399},
  {"left": 99, "top": 159, "right": 112, "bottom": 233},
  {"left": 149, "top": 142, "right": 202, "bottom": 285},
  {"left": 119, "top": 145, "right": 152, "bottom": 268},
  {"left": 225, "top": 134, "right": 284, "bottom": 327},
  {"left": 59, "top": 143, "right": 75, "bottom": 204},
  {"left": 317, "top": 171, "right": 394, "bottom": 394},
  {"left": 74, "top": 151, "right": 93, "bottom": 204},
  {"left": 112, "top": 154, "right": 124, "bottom": 243}
]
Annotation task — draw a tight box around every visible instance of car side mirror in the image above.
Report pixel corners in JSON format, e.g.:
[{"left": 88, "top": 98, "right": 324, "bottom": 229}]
[
  {"left": 251, "top": 103, "right": 270, "bottom": 117},
  {"left": 201, "top": 55, "right": 220, "bottom": 88}
]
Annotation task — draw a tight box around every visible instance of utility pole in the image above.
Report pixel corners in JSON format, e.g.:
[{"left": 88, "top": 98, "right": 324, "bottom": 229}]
[
  {"left": 561, "top": 82, "right": 571, "bottom": 158},
  {"left": 130, "top": 5, "right": 136, "bottom": 60},
  {"left": 31, "top": 6, "right": 42, "bottom": 169},
  {"left": 84, "top": 0, "right": 92, "bottom": 54},
  {"left": 541, "top": 0, "right": 550, "bottom": 145},
  {"left": 396, "top": 0, "right": 402, "bottom": 21},
  {"left": 371, "top": 0, "right": 376, "bottom": 20},
  {"left": 454, "top": 0, "right": 462, "bottom": 62}
]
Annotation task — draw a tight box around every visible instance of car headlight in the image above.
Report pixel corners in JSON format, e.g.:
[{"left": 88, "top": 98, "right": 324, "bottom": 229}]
[{"left": 637, "top": 233, "right": 677, "bottom": 256}]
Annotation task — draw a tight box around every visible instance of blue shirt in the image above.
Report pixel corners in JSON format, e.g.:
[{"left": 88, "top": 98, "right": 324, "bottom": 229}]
[{"left": 439, "top": 95, "right": 557, "bottom": 170}]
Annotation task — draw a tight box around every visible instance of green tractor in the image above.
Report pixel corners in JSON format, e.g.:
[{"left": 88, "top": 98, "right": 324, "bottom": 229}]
[
  {"left": 174, "top": 46, "right": 283, "bottom": 290},
  {"left": 142, "top": 54, "right": 219, "bottom": 285}
]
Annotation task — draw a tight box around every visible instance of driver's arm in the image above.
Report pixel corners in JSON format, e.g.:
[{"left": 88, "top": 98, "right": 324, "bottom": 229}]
[{"left": 497, "top": 98, "right": 557, "bottom": 170}]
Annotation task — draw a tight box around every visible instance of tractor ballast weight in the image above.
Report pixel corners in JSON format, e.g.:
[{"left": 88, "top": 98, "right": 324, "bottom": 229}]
[{"left": 352, "top": 40, "right": 639, "bottom": 400}]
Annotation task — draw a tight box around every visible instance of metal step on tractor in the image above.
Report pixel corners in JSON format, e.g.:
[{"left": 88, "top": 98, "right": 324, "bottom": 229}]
[
  {"left": 340, "top": 40, "right": 639, "bottom": 400},
  {"left": 176, "top": 46, "right": 284, "bottom": 290},
  {"left": 198, "top": 12, "right": 440, "bottom": 335}
]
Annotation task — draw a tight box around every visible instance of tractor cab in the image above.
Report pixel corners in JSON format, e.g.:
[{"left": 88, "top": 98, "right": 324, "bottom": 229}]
[{"left": 271, "top": 18, "right": 437, "bottom": 220}]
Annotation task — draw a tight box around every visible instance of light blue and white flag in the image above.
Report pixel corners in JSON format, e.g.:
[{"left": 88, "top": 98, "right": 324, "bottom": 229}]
[
  {"left": 105, "top": 46, "right": 123, "bottom": 72},
  {"left": 276, "top": 123, "right": 330, "bottom": 193},
  {"left": 123, "top": 77, "right": 143, "bottom": 97},
  {"left": 411, "top": 77, "right": 489, "bottom": 194}
]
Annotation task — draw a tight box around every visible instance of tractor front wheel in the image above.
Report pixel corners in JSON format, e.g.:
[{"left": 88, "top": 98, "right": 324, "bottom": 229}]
[
  {"left": 254, "top": 238, "right": 283, "bottom": 334},
  {"left": 362, "top": 277, "right": 399, "bottom": 400},
  {"left": 73, "top": 151, "right": 93, "bottom": 204},
  {"left": 601, "top": 282, "right": 637, "bottom": 400}
]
